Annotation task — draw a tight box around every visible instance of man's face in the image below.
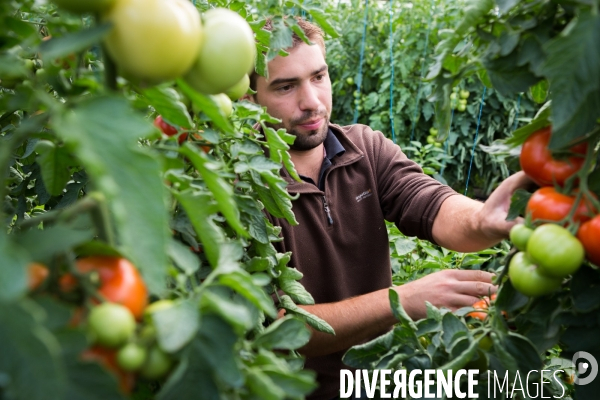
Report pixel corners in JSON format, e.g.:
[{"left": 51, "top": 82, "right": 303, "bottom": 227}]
[{"left": 253, "top": 43, "right": 332, "bottom": 151}]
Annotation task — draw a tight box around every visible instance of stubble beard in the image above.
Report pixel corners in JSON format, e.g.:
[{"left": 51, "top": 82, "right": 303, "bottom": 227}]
[{"left": 269, "top": 112, "right": 330, "bottom": 151}]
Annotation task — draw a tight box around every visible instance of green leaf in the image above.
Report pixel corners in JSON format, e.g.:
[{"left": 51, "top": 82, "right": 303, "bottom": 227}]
[
  {"left": 153, "top": 301, "right": 199, "bottom": 353},
  {"left": 540, "top": 11, "right": 600, "bottom": 147},
  {"left": 35, "top": 140, "right": 73, "bottom": 196},
  {"left": 180, "top": 144, "right": 248, "bottom": 238},
  {"left": 306, "top": 8, "right": 339, "bottom": 38},
  {"left": 278, "top": 267, "right": 314, "bottom": 305},
  {"left": 53, "top": 96, "right": 170, "bottom": 294},
  {"left": 507, "top": 189, "right": 531, "bottom": 221},
  {"left": 279, "top": 295, "right": 334, "bottom": 335},
  {"left": 246, "top": 368, "right": 286, "bottom": 400},
  {"left": 438, "top": 338, "right": 478, "bottom": 372},
  {"left": 39, "top": 23, "right": 112, "bottom": 61},
  {"left": 219, "top": 271, "right": 277, "bottom": 318},
  {"left": 15, "top": 220, "right": 94, "bottom": 264},
  {"left": 0, "top": 301, "right": 67, "bottom": 400},
  {"left": 0, "top": 231, "right": 30, "bottom": 301},
  {"left": 259, "top": 170, "right": 298, "bottom": 225},
  {"left": 157, "top": 341, "right": 220, "bottom": 400},
  {"left": 195, "top": 314, "right": 243, "bottom": 387},
  {"left": 174, "top": 190, "right": 224, "bottom": 267},
  {"left": 342, "top": 329, "right": 396, "bottom": 369},
  {"left": 262, "top": 368, "right": 317, "bottom": 398},
  {"left": 441, "top": 312, "right": 469, "bottom": 350},
  {"left": 176, "top": 79, "right": 234, "bottom": 134},
  {"left": 141, "top": 86, "right": 193, "bottom": 129},
  {"left": 263, "top": 125, "right": 300, "bottom": 181},
  {"left": 505, "top": 104, "right": 551, "bottom": 146},
  {"left": 503, "top": 333, "right": 543, "bottom": 374},
  {"left": 389, "top": 288, "right": 417, "bottom": 331},
  {"left": 168, "top": 239, "right": 200, "bottom": 275},
  {"left": 253, "top": 317, "right": 311, "bottom": 350},
  {"left": 528, "top": 80, "right": 549, "bottom": 104},
  {"left": 200, "top": 287, "right": 255, "bottom": 332}
]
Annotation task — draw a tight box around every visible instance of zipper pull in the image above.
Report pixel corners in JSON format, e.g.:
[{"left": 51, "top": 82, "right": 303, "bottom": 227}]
[{"left": 322, "top": 195, "right": 333, "bottom": 225}]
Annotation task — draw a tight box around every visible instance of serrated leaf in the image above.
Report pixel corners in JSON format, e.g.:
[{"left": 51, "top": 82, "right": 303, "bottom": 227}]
[
  {"left": 176, "top": 79, "right": 234, "bottom": 134},
  {"left": 219, "top": 271, "right": 277, "bottom": 318},
  {"left": 200, "top": 287, "right": 255, "bottom": 332},
  {"left": 39, "top": 23, "right": 112, "bottom": 61},
  {"left": 153, "top": 301, "right": 199, "bottom": 353},
  {"left": 167, "top": 239, "right": 200, "bottom": 275},
  {"left": 0, "top": 302, "right": 67, "bottom": 400},
  {"left": 279, "top": 295, "right": 334, "bottom": 335},
  {"left": 389, "top": 288, "right": 417, "bottom": 331},
  {"left": 253, "top": 317, "right": 311, "bottom": 350},
  {"left": 507, "top": 189, "right": 531, "bottom": 221},
  {"left": 180, "top": 144, "right": 248, "bottom": 238},
  {"left": 53, "top": 96, "right": 169, "bottom": 294},
  {"left": 35, "top": 140, "right": 72, "bottom": 196},
  {"left": 141, "top": 86, "right": 193, "bottom": 129}
]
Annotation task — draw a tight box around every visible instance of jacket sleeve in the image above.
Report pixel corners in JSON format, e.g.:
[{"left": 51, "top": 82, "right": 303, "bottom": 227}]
[{"left": 371, "top": 128, "right": 458, "bottom": 243}]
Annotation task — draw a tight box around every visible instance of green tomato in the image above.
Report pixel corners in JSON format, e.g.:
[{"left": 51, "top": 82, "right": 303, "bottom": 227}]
[
  {"left": 52, "top": 0, "right": 116, "bottom": 13},
  {"left": 460, "top": 90, "right": 470, "bottom": 99},
  {"left": 184, "top": 8, "right": 255, "bottom": 94},
  {"left": 225, "top": 74, "right": 249, "bottom": 101},
  {"left": 450, "top": 93, "right": 457, "bottom": 101},
  {"left": 508, "top": 252, "right": 562, "bottom": 297},
  {"left": 509, "top": 224, "right": 534, "bottom": 251},
  {"left": 211, "top": 93, "right": 233, "bottom": 117},
  {"left": 353, "top": 90, "right": 361, "bottom": 98},
  {"left": 140, "top": 346, "right": 173, "bottom": 380},
  {"left": 477, "top": 335, "right": 493, "bottom": 351},
  {"left": 426, "top": 136, "right": 436, "bottom": 144},
  {"left": 346, "top": 77, "right": 354, "bottom": 85},
  {"left": 117, "top": 342, "right": 147, "bottom": 372},
  {"left": 465, "top": 349, "right": 488, "bottom": 373},
  {"left": 434, "top": 142, "right": 442, "bottom": 148},
  {"left": 459, "top": 99, "right": 467, "bottom": 106},
  {"left": 527, "top": 224, "right": 584, "bottom": 278},
  {"left": 103, "top": 0, "right": 202, "bottom": 85},
  {"left": 88, "top": 303, "right": 136, "bottom": 348},
  {"left": 429, "top": 127, "right": 438, "bottom": 136},
  {"left": 457, "top": 103, "right": 466, "bottom": 112}
]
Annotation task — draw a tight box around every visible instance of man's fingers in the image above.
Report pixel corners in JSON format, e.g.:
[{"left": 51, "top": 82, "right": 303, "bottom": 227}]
[
  {"left": 451, "top": 269, "right": 495, "bottom": 283},
  {"left": 455, "top": 281, "right": 497, "bottom": 298}
]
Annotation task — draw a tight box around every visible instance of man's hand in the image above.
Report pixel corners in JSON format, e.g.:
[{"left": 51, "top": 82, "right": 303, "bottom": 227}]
[
  {"left": 475, "top": 171, "right": 534, "bottom": 243},
  {"left": 433, "top": 171, "right": 534, "bottom": 252},
  {"left": 395, "top": 269, "right": 496, "bottom": 320}
]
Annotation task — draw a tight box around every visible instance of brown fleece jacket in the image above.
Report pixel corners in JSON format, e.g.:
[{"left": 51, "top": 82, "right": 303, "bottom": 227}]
[{"left": 266, "top": 123, "right": 458, "bottom": 400}]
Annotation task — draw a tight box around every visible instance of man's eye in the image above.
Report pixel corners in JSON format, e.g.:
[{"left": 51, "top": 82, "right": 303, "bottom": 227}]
[
  {"left": 315, "top": 74, "right": 325, "bottom": 81},
  {"left": 278, "top": 85, "right": 292, "bottom": 92}
]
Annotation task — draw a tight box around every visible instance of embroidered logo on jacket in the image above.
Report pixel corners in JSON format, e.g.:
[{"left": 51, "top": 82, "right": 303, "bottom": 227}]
[{"left": 355, "top": 189, "right": 372, "bottom": 202}]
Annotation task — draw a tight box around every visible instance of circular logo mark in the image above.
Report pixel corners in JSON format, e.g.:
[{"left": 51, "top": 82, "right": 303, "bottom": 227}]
[{"left": 572, "top": 351, "right": 598, "bottom": 385}]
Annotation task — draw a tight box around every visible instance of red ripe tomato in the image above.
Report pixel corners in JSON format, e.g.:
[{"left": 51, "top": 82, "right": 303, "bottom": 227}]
[
  {"left": 154, "top": 115, "right": 187, "bottom": 144},
  {"left": 520, "top": 126, "right": 587, "bottom": 187},
  {"left": 577, "top": 215, "right": 600, "bottom": 266},
  {"left": 27, "top": 262, "right": 49, "bottom": 291},
  {"left": 526, "top": 187, "right": 594, "bottom": 224},
  {"left": 81, "top": 346, "right": 135, "bottom": 393},
  {"left": 75, "top": 256, "right": 148, "bottom": 319}
]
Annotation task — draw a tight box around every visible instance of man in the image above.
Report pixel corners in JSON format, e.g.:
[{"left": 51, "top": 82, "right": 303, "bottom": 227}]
[{"left": 248, "top": 19, "right": 530, "bottom": 400}]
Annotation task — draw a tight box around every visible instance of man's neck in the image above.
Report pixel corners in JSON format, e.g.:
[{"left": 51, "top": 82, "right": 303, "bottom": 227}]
[{"left": 290, "top": 144, "right": 325, "bottom": 185}]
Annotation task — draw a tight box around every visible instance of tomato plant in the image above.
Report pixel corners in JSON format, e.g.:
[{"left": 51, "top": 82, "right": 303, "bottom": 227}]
[
  {"left": 103, "top": 0, "right": 202, "bottom": 84},
  {"left": 75, "top": 257, "right": 148, "bottom": 319},
  {"left": 577, "top": 215, "right": 600, "bottom": 266},
  {"left": 154, "top": 115, "right": 187, "bottom": 144},
  {"left": 520, "top": 126, "right": 587, "bottom": 187},
  {"left": 51, "top": 0, "right": 116, "bottom": 14},
  {"left": 139, "top": 346, "right": 172, "bottom": 380},
  {"left": 81, "top": 346, "right": 136, "bottom": 393}
]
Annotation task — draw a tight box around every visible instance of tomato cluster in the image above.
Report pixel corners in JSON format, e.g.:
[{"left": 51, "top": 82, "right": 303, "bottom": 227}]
[
  {"left": 511, "top": 127, "right": 599, "bottom": 296},
  {"left": 27, "top": 256, "right": 175, "bottom": 392},
  {"left": 466, "top": 293, "right": 497, "bottom": 321}
]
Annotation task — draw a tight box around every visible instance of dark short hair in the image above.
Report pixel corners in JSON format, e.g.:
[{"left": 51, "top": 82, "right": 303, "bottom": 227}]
[{"left": 250, "top": 17, "right": 326, "bottom": 91}]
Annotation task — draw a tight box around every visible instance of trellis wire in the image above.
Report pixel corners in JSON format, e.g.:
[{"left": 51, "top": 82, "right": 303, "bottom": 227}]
[
  {"left": 408, "top": 0, "right": 436, "bottom": 143},
  {"left": 352, "top": 0, "right": 369, "bottom": 124},
  {"left": 464, "top": 87, "right": 487, "bottom": 196},
  {"left": 388, "top": 0, "right": 396, "bottom": 143}
]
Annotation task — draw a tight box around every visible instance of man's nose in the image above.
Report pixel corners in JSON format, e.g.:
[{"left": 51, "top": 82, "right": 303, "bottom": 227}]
[{"left": 298, "top": 82, "right": 321, "bottom": 111}]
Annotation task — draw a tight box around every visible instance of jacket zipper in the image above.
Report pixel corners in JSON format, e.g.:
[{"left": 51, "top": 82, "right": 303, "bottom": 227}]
[{"left": 322, "top": 195, "right": 334, "bottom": 225}]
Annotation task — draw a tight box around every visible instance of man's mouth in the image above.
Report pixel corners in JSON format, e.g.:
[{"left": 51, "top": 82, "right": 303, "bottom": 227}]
[{"left": 297, "top": 118, "right": 323, "bottom": 130}]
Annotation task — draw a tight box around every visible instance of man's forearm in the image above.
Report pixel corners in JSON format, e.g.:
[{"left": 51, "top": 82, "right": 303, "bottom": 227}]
[{"left": 295, "top": 287, "right": 398, "bottom": 358}]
